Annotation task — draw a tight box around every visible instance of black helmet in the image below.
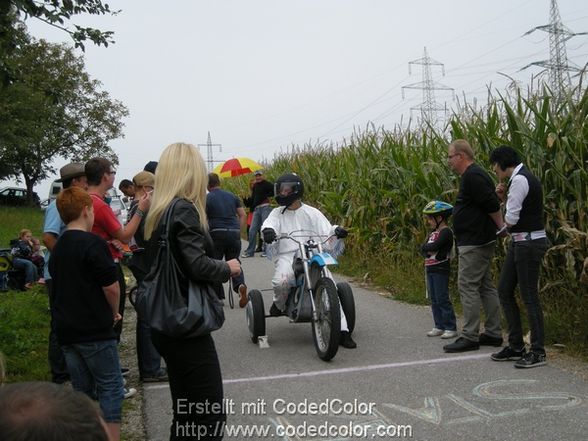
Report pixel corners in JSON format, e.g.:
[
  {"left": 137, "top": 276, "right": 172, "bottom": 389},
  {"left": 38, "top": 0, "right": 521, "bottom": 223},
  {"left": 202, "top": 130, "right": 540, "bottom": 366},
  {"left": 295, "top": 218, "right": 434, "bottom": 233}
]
[{"left": 275, "top": 173, "right": 304, "bottom": 207}]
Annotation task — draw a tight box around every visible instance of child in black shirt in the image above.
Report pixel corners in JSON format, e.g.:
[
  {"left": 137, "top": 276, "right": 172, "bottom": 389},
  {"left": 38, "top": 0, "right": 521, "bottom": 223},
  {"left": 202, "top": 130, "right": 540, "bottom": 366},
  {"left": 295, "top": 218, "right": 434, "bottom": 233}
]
[
  {"left": 421, "top": 201, "right": 457, "bottom": 339},
  {"left": 49, "top": 186, "right": 124, "bottom": 441}
]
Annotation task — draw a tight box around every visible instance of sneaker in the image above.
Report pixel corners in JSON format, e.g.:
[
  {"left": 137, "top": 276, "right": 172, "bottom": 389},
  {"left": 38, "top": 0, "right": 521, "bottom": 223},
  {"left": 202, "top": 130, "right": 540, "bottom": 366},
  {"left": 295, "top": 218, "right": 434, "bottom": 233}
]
[
  {"left": 241, "top": 253, "right": 253, "bottom": 258},
  {"left": 142, "top": 369, "right": 168, "bottom": 383},
  {"left": 238, "top": 284, "right": 248, "bottom": 308},
  {"left": 340, "top": 331, "right": 357, "bottom": 349},
  {"left": 491, "top": 346, "right": 525, "bottom": 362},
  {"left": 260, "top": 252, "right": 267, "bottom": 257},
  {"left": 123, "top": 387, "right": 137, "bottom": 399},
  {"left": 479, "top": 333, "right": 503, "bottom": 347},
  {"left": 443, "top": 337, "right": 480, "bottom": 353},
  {"left": 121, "top": 367, "right": 130, "bottom": 377},
  {"left": 427, "top": 328, "right": 444, "bottom": 337},
  {"left": 269, "top": 303, "right": 285, "bottom": 317},
  {"left": 514, "top": 351, "right": 546, "bottom": 368},
  {"left": 441, "top": 330, "right": 458, "bottom": 339}
]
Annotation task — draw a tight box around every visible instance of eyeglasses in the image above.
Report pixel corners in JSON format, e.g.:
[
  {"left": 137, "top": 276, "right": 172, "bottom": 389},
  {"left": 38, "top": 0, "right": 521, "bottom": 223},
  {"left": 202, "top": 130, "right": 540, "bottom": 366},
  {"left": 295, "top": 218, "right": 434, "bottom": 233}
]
[{"left": 447, "top": 153, "right": 460, "bottom": 160}]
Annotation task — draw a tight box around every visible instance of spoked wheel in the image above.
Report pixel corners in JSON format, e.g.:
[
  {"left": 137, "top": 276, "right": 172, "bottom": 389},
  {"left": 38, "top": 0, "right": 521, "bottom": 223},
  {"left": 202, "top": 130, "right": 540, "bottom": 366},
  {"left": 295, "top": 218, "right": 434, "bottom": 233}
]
[
  {"left": 246, "top": 289, "right": 266, "bottom": 343},
  {"left": 227, "top": 282, "right": 235, "bottom": 309},
  {"left": 336, "top": 282, "right": 355, "bottom": 334},
  {"left": 311, "top": 278, "right": 341, "bottom": 361}
]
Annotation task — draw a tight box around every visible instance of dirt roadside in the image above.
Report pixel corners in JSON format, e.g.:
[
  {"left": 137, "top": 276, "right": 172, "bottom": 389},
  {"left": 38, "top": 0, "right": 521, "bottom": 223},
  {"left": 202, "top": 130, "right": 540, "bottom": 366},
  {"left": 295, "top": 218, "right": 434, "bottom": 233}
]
[{"left": 119, "top": 300, "right": 147, "bottom": 441}]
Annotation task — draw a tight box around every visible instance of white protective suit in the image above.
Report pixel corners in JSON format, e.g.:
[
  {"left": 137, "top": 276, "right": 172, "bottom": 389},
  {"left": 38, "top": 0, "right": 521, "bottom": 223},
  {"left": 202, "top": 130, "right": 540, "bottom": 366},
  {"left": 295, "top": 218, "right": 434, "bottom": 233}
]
[{"left": 261, "top": 203, "right": 349, "bottom": 331}]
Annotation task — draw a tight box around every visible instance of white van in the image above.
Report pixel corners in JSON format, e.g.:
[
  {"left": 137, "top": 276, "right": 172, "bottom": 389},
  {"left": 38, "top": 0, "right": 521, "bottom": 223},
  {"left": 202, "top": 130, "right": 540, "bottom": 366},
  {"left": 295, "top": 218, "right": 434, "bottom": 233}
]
[{"left": 48, "top": 180, "right": 63, "bottom": 201}]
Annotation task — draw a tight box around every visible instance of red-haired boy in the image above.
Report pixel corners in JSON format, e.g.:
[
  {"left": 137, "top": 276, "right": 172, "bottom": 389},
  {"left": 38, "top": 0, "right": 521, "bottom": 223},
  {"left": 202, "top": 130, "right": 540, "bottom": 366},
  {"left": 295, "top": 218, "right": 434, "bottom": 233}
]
[{"left": 49, "top": 186, "right": 124, "bottom": 441}]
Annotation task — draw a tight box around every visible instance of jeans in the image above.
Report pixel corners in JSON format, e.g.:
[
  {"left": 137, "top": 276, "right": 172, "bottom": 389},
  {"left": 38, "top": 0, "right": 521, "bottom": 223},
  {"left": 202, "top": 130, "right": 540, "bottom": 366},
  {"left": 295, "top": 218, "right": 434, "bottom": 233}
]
[
  {"left": 152, "top": 331, "right": 225, "bottom": 440},
  {"left": 497, "top": 238, "right": 548, "bottom": 353},
  {"left": 131, "top": 270, "right": 163, "bottom": 378},
  {"left": 137, "top": 318, "right": 163, "bottom": 378},
  {"left": 46, "top": 279, "right": 70, "bottom": 383},
  {"left": 427, "top": 271, "right": 457, "bottom": 331},
  {"left": 457, "top": 242, "right": 502, "bottom": 342},
  {"left": 12, "top": 257, "right": 37, "bottom": 284},
  {"left": 244, "top": 205, "right": 272, "bottom": 256},
  {"left": 62, "top": 339, "right": 124, "bottom": 423},
  {"left": 210, "top": 230, "right": 245, "bottom": 296}
]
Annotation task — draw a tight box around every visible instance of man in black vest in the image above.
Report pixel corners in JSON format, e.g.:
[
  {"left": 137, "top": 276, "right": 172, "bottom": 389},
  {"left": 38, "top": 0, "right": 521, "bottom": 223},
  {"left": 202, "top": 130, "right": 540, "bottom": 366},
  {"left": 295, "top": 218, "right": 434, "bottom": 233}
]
[{"left": 489, "top": 145, "right": 549, "bottom": 368}]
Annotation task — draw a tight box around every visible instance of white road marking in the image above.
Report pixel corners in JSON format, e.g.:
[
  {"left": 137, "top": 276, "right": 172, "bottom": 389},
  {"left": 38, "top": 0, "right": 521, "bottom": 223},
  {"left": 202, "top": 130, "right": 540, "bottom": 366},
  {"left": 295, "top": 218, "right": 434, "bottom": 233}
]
[{"left": 144, "top": 353, "right": 490, "bottom": 390}]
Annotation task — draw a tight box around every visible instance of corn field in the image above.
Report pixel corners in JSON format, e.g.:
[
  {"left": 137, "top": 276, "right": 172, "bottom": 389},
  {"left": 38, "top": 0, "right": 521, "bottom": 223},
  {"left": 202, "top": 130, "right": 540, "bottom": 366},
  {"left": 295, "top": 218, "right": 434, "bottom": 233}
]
[{"left": 225, "top": 85, "right": 588, "bottom": 352}]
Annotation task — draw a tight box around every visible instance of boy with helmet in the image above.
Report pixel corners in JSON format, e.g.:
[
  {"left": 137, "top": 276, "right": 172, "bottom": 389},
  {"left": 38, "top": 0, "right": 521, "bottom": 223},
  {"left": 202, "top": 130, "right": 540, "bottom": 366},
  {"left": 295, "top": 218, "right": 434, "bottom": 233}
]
[
  {"left": 261, "top": 173, "right": 356, "bottom": 349},
  {"left": 421, "top": 201, "right": 458, "bottom": 339}
]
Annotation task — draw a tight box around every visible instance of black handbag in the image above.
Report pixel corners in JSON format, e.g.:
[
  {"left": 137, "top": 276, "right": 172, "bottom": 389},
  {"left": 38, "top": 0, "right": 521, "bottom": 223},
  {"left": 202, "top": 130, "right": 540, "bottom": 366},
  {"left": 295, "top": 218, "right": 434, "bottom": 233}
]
[{"left": 136, "top": 199, "right": 225, "bottom": 338}]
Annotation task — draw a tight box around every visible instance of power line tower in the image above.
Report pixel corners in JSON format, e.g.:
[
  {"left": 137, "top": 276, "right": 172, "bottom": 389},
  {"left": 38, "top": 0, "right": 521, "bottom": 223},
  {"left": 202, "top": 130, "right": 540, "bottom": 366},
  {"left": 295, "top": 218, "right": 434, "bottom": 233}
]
[
  {"left": 197, "top": 131, "right": 222, "bottom": 172},
  {"left": 522, "top": 0, "right": 587, "bottom": 101},
  {"left": 402, "top": 47, "right": 454, "bottom": 128}
]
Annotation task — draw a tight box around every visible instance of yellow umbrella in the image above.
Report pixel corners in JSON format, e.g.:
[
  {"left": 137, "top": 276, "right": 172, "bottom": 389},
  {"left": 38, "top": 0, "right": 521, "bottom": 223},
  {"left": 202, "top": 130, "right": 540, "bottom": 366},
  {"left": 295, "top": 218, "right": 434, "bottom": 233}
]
[{"left": 213, "top": 157, "right": 263, "bottom": 178}]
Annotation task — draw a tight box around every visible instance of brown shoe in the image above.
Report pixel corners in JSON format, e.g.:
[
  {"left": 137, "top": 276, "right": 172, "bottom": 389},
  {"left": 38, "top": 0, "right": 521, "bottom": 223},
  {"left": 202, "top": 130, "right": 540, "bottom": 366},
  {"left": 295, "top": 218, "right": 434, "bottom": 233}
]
[{"left": 238, "top": 284, "right": 248, "bottom": 308}]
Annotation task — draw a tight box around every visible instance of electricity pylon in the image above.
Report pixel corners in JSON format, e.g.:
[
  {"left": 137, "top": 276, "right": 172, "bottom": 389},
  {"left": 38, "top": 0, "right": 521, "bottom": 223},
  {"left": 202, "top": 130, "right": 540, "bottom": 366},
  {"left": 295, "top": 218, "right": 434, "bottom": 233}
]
[
  {"left": 402, "top": 47, "right": 454, "bottom": 128},
  {"left": 197, "top": 132, "right": 222, "bottom": 172},
  {"left": 522, "top": 0, "right": 587, "bottom": 102}
]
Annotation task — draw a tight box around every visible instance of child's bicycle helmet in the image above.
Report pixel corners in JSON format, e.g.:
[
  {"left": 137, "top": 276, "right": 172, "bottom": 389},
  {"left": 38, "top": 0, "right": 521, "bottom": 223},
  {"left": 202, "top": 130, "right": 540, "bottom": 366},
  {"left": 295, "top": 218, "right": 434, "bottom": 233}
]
[{"left": 422, "top": 200, "right": 453, "bottom": 218}]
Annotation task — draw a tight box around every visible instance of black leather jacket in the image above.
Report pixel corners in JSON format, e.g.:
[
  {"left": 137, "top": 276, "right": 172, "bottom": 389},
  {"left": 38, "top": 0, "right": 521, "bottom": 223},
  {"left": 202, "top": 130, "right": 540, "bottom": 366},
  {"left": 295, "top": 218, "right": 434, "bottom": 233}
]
[{"left": 147, "top": 198, "right": 230, "bottom": 299}]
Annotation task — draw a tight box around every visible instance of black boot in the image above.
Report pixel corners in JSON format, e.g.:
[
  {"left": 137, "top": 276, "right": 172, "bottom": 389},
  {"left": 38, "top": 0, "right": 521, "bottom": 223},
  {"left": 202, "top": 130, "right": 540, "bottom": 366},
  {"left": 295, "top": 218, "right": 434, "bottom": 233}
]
[{"left": 340, "top": 331, "right": 357, "bottom": 349}]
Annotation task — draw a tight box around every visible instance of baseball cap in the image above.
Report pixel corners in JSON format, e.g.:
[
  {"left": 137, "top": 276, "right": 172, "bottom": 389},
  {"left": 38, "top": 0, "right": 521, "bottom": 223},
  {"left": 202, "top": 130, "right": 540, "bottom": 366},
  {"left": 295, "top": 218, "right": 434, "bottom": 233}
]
[
  {"left": 57, "top": 163, "right": 86, "bottom": 182},
  {"left": 254, "top": 170, "right": 263, "bottom": 176}
]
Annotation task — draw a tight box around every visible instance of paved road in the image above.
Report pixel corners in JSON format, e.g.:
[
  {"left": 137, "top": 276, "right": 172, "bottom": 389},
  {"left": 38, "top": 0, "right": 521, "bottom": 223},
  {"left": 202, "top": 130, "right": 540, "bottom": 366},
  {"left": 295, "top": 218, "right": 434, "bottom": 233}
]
[{"left": 144, "top": 249, "right": 588, "bottom": 441}]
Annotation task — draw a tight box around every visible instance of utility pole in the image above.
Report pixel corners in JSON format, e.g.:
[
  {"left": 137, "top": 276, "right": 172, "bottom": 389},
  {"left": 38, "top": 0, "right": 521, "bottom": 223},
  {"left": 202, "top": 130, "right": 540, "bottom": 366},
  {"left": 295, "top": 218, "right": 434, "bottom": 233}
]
[
  {"left": 197, "top": 132, "right": 222, "bottom": 172},
  {"left": 402, "top": 47, "right": 454, "bottom": 129},
  {"left": 522, "top": 0, "right": 587, "bottom": 102}
]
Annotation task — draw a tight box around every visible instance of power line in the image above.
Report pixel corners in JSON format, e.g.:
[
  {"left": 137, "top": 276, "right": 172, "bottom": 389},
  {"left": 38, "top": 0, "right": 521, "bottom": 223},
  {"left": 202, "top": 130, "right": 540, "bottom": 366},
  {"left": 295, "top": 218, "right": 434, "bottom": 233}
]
[
  {"left": 197, "top": 132, "right": 222, "bottom": 172},
  {"left": 522, "top": 0, "right": 588, "bottom": 101},
  {"left": 402, "top": 47, "right": 454, "bottom": 129}
]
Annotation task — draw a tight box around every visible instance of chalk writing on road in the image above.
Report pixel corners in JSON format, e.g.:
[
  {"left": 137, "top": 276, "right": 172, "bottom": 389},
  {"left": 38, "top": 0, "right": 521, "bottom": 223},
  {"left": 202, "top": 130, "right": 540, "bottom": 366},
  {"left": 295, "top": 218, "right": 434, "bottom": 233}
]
[{"left": 382, "top": 379, "right": 583, "bottom": 425}]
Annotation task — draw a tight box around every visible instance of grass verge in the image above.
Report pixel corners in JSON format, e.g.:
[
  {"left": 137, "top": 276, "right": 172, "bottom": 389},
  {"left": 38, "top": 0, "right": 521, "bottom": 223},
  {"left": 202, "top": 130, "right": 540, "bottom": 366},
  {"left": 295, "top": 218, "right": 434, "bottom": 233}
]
[{"left": 0, "top": 286, "right": 51, "bottom": 382}]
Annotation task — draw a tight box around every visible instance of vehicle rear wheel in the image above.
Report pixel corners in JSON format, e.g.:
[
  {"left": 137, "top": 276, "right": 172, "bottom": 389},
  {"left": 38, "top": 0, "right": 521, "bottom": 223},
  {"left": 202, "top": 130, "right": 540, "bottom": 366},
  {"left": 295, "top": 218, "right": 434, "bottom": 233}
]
[
  {"left": 336, "top": 282, "right": 355, "bottom": 334},
  {"left": 311, "top": 278, "right": 340, "bottom": 361},
  {"left": 246, "top": 289, "right": 265, "bottom": 343}
]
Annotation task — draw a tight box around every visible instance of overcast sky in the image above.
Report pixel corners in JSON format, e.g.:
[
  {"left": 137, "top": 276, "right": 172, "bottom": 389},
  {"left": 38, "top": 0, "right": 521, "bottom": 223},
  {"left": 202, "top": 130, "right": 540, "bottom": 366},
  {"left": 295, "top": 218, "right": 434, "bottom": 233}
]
[{"left": 5, "top": 0, "right": 588, "bottom": 198}]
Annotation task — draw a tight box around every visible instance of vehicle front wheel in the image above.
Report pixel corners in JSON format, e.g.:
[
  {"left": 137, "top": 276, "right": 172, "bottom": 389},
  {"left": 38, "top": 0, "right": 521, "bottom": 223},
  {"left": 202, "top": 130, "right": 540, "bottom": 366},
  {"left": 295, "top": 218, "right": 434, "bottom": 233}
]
[{"left": 311, "top": 278, "right": 341, "bottom": 361}]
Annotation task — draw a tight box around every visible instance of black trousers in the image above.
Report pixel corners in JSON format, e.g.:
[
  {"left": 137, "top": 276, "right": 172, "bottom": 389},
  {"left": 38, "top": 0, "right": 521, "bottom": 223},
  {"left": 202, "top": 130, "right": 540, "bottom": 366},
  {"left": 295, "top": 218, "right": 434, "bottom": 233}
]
[
  {"left": 497, "top": 238, "right": 548, "bottom": 353},
  {"left": 151, "top": 331, "right": 225, "bottom": 440},
  {"left": 46, "top": 279, "right": 70, "bottom": 383},
  {"left": 113, "top": 262, "right": 126, "bottom": 339},
  {"left": 210, "top": 230, "right": 244, "bottom": 297}
]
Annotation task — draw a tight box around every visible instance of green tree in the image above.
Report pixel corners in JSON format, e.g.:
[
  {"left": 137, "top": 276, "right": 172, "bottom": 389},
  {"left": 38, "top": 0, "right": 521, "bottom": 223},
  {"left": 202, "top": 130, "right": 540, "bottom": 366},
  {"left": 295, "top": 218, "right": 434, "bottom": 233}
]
[
  {"left": 5, "top": 0, "right": 116, "bottom": 50},
  {"left": 0, "top": 37, "right": 128, "bottom": 201}
]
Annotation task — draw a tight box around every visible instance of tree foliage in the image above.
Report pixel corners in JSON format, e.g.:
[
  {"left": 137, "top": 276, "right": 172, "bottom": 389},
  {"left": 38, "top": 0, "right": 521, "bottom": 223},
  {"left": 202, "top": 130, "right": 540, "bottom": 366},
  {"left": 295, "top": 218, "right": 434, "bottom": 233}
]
[
  {"left": 0, "top": 36, "right": 129, "bottom": 197},
  {"left": 7, "top": 0, "right": 117, "bottom": 50}
]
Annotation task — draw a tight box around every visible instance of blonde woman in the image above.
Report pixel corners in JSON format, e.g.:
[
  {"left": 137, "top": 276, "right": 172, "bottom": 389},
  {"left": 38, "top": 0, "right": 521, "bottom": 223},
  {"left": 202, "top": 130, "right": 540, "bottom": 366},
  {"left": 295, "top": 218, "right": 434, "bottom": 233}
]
[{"left": 144, "top": 143, "right": 241, "bottom": 440}]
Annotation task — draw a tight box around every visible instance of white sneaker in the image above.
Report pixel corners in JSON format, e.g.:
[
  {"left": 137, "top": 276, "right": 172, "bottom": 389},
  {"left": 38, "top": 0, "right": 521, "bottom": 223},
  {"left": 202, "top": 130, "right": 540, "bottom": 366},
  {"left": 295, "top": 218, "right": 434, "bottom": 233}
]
[
  {"left": 124, "top": 387, "right": 137, "bottom": 399},
  {"left": 441, "top": 330, "right": 458, "bottom": 339},
  {"left": 427, "top": 328, "right": 444, "bottom": 337}
]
